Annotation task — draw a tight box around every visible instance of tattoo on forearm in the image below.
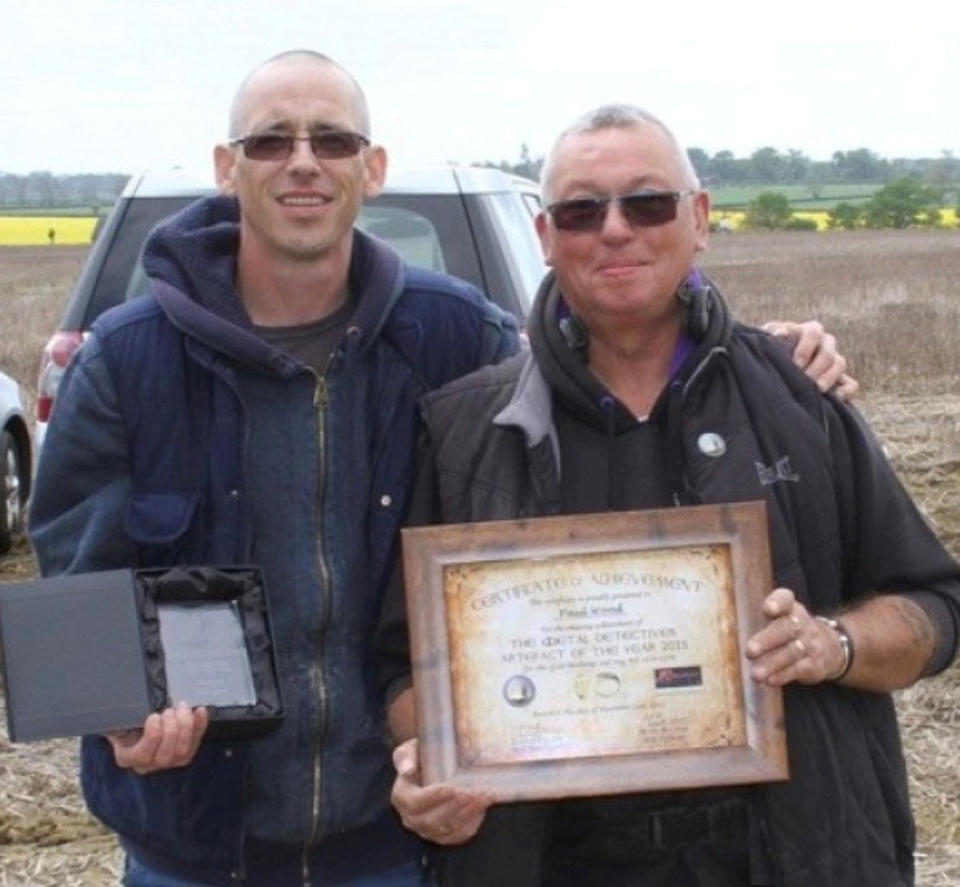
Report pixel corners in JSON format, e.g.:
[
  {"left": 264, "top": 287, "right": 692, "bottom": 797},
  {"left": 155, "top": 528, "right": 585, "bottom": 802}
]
[{"left": 898, "top": 598, "right": 938, "bottom": 675}]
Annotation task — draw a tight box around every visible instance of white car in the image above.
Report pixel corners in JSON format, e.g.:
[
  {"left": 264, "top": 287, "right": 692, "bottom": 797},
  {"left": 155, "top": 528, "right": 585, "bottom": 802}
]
[{"left": 0, "top": 369, "right": 31, "bottom": 554}]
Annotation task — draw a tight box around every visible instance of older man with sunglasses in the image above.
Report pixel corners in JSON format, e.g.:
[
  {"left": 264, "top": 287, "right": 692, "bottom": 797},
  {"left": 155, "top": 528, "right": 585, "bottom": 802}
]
[{"left": 379, "top": 106, "right": 960, "bottom": 887}]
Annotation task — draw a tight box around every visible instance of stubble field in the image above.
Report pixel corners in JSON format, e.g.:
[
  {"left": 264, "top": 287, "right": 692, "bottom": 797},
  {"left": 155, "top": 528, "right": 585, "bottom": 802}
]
[{"left": 1, "top": 230, "right": 960, "bottom": 884}]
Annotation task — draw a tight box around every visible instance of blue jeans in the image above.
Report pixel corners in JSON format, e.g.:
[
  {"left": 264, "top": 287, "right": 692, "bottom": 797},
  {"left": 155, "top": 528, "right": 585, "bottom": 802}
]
[{"left": 124, "top": 854, "right": 431, "bottom": 887}]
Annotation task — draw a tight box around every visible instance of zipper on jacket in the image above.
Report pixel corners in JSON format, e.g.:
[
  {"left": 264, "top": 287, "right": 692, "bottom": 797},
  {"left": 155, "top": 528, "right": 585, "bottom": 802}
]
[{"left": 303, "top": 370, "right": 332, "bottom": 885}]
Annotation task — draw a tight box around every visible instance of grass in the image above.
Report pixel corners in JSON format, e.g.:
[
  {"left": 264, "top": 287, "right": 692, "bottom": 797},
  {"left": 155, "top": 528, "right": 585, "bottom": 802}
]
[
  {"left": 0, "top": 247, "right": 85, "bottom": 420},
  {"left": 710, "top": 182, "right": 883, "bottom": 208},
  {"left": 0, "top": 206, "right": 111, "bottom": 217}
]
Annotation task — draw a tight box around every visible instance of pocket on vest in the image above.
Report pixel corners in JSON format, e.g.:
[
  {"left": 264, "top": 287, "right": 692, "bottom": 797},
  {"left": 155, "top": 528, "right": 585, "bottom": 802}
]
[{"left": 125, "top": 491, "right": 198, "bottom": 563}]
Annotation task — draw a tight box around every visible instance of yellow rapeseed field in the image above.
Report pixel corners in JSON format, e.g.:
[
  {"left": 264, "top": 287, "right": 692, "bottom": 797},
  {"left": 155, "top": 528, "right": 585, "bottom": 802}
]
[
  {"left": 710, "top": 210, "right": 832, "bottom": 231},
  {"left": 792, "top": 211, "right": 831, "bottom": 230},
  {"left": 0, "top": 216, "right": 97, "bottom": 246}
]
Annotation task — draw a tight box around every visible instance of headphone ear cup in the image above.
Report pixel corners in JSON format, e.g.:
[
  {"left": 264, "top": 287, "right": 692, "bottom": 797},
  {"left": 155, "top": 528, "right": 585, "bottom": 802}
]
[
  {"left": 691, "top": 289, "right": 710, "bottom": 339},
  {"left": 678, "top": 284, "right": 711, "bottom": 339},
  {"left": 559, "top": 315, "right": 589, "bottom": 351}
]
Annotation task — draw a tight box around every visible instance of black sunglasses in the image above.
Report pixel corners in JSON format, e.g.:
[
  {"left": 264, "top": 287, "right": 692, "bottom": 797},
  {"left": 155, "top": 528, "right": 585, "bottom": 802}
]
[
  {"left": 229, "top": 130, "right": 371, "bottom": 161},
  {"left": 546, "top": 189, "right": 697, "bottom": 232}
]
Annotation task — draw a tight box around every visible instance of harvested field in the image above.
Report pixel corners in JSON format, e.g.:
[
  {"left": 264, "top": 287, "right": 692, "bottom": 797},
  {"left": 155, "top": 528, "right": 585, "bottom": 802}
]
[
  {"left": 1, "top": 231, "right": 960, "bottom": 884},
  {"left": 0, "top": 245, "right": 88, "bottom": 424}
]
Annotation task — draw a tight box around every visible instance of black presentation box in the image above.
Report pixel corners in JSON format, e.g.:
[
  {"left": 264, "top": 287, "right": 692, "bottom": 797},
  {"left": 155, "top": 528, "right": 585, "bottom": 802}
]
[{"left": 0, "top": 566, "right": 283, "bottom": 743}]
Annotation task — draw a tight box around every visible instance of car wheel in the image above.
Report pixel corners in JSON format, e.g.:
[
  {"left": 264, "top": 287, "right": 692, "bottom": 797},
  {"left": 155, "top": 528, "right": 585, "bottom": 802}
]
[{"left": 0, "top": 429, "right": 23, "bottom": 554}]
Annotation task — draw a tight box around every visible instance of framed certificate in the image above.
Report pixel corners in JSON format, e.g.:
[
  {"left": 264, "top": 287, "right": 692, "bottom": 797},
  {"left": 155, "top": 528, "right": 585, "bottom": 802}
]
[{"left": 401, "top": 501, "right": 788, "bottom": 801}]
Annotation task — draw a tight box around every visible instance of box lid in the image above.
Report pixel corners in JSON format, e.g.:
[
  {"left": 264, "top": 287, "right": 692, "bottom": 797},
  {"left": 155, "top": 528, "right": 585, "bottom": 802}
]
[{"left": 0, "top": 570, "right": 151, "bottom": 741}]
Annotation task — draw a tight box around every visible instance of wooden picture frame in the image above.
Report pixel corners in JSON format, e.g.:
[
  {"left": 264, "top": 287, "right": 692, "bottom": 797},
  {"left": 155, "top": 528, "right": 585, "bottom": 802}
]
[{"left": 401, "top": 501, "right": 788, "bottom": 802}]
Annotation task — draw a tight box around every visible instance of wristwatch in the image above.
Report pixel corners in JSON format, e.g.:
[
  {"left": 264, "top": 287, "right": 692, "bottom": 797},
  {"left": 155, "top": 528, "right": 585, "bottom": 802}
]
[{"left": 816, "top": 616, "right": 854, "bottom": 680}]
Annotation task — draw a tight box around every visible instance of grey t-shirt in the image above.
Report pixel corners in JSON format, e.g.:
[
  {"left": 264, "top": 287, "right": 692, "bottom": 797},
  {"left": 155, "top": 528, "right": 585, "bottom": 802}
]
[{"left": 253, "top": 295, "right": 354, "bottom": 375}]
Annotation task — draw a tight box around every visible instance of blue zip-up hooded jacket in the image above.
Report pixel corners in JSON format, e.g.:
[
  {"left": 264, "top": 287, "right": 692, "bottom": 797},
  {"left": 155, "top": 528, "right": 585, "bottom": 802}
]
[{"left": 30, "top": 195, "right": 520, "bottom": 884}]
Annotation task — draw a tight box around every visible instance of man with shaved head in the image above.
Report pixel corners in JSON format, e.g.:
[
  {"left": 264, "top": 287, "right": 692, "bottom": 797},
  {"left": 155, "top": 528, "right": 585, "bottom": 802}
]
[
  {"left": 30, "top": 49, "right": 519, "bottom": 887},
  {"left": 32, "top": 56, "right": 850, "bottom": 887},
  {"left": 380, "top": 105, "right": 960, "bottom": 886}
]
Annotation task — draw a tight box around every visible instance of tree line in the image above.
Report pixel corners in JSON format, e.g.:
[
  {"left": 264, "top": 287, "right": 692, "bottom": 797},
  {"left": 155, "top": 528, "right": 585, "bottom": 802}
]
[
  {"left": 0, "top": 172, "right": 129, "bottom": 210},
  {"left": 481, "top": 144, "right": 960, "bottom": 191},
  {"left": 689, "top": 147, "right": 960, "bottom": 190},
  {"left": 742, "top": 179, "right": 955, "bottom": 231}
]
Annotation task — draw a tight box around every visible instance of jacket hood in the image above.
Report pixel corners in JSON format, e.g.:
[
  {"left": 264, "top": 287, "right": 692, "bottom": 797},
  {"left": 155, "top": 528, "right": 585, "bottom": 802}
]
[
  {"left": 526, "top": 267, "right": 732, "bottom": 431},
  {"left": 140, "top": 195, "right": 405, "bottom": 374}
]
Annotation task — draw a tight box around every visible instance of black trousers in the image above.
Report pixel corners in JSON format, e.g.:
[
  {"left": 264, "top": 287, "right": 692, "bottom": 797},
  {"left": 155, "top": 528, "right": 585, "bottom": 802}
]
[{"left": 430, "top": 797, "right": 768, "bottom": 887}]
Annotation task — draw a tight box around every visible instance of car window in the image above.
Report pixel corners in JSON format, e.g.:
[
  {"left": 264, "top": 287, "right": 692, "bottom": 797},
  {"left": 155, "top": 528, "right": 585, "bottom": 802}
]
[
  {"left": 357, "top": 206, "right": 445, "bottom": 272},
  {"left": 75, "top": 196, "right": 197, "bottom": 327},
  {"left": 122, "top": 200, "right": 464, "bottom": 303},
  {"left": 480, "top": 192, "right": 548, "bottom": 308},
  {"left": 125, "top": 206, "right": 450, "bottom": 301},
  {"left": 367, "top": 193, "right": 485, "bottom": 291},
  {"left": 125, "top": 259, "right": 152, "bottom": 301},
  {"left": 80, "top": 191, "right": 496, "bottom": 325}
]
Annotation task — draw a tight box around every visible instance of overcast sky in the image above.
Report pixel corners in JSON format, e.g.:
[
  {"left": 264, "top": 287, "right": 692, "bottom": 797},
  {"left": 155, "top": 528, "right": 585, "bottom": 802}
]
[{"left": 5, "top": 0, "right": 958, "bottom": 178}]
